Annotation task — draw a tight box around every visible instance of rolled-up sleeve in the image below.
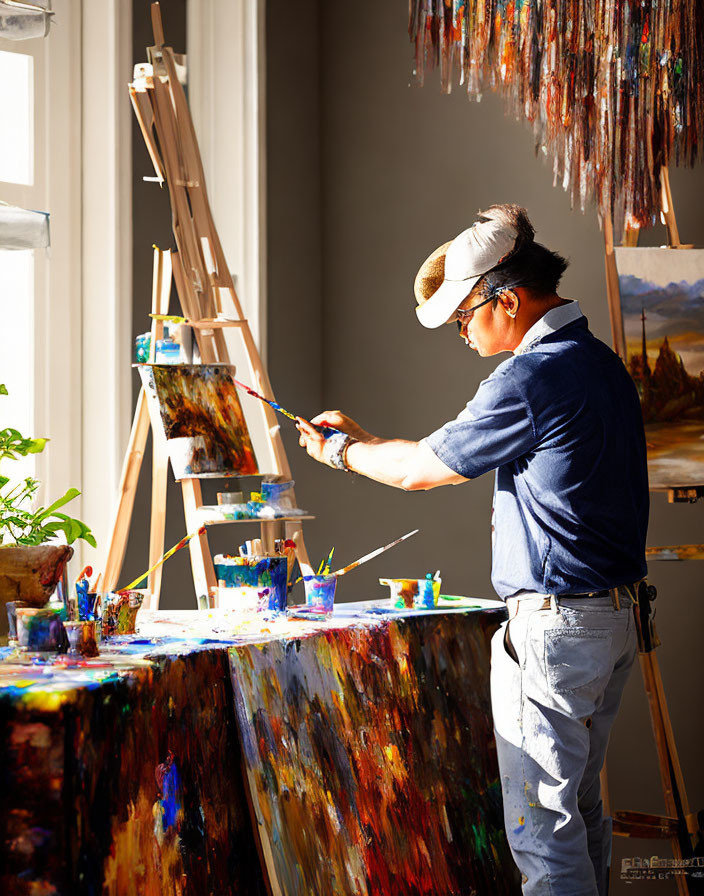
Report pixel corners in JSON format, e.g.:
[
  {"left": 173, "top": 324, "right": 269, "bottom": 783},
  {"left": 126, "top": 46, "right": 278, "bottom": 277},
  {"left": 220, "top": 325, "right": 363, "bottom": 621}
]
[{"left": 423, "top": 368, "right": 537, "bottom": 479}]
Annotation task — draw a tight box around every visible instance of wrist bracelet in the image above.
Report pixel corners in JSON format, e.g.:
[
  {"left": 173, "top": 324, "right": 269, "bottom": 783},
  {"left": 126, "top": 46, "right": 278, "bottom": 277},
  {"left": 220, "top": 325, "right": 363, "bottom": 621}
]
[{"left": 324, "top": 432, "right": 356, "bottom": 471}]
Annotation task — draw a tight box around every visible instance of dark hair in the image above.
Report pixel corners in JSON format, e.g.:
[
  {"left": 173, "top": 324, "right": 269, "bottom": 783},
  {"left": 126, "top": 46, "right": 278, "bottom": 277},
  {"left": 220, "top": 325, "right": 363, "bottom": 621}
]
[{"left": 473, "top": 204, "right": 568, "bottom": 301}]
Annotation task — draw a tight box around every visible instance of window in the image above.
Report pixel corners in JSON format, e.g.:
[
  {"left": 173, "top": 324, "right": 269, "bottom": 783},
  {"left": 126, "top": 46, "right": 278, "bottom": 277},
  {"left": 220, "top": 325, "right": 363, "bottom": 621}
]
[
  {"left": 0, "top": 49, "right": 33, "bottom": 185},
  {"left": 0, "top": 42, "right": 41, "bottom": 486}
]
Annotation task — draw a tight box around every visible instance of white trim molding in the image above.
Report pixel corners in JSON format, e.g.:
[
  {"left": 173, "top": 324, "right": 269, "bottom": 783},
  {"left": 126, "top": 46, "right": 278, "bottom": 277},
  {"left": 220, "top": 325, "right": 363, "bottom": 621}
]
[
  {"left": 80, "top": 0, "right": 132, "bottom": 569},
  {"left": 187, "top": 0, "right": 267, "bottom": 357},
  {"left": 0, "top": 0, "right": 83, "bottom": 564}
]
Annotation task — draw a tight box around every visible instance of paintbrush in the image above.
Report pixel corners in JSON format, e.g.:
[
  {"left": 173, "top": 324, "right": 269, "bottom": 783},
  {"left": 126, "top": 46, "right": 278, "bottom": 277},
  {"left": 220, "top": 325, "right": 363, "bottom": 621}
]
[
  {"left": 318, "top": 547, "right": 335, "bottom": 575},
  {"left": 76, "top": 565, "right": 93, "bottom": 585},
  {"left": 330, "top": 529, "right": 420, "bottom": 577},
  {"left": 231, "top": 376, "right": 340, "bottom": 439},
  {"left": 119, "top": 526, "right": 207, "bottom": 592}
]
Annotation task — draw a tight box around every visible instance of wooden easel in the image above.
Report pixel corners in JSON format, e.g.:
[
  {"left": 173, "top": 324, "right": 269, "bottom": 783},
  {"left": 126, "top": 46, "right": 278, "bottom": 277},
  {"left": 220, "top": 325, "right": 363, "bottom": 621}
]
[
  {"left": 101, "top": 4, "right": 312, "bottom": 609},
  {"left": 602, "top": 171, "right": 702, "bottom": 894}
]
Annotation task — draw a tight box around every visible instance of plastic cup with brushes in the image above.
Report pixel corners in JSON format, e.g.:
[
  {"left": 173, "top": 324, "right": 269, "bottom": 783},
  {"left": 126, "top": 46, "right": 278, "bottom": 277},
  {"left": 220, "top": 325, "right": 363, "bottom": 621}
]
[{"left": 291, "top": 529, "right": 419, "bottom": 619}]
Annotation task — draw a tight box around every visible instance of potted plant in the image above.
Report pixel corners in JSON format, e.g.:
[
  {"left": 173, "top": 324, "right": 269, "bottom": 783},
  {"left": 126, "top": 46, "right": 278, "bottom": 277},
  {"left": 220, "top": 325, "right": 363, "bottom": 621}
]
[{"left": 0, "top": 383, "right": 96, "bottom": 607}]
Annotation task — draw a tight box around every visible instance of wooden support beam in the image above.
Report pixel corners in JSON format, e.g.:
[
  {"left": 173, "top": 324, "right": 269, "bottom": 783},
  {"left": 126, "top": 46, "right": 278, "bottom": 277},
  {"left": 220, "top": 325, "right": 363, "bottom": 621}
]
[
  {"left": 181, "top": 478, "right": 217, "bottom": 604},
  {"left": 602, "top": 214, "right": 627, "bottom": 360},
  {"left": 102, "top": 389, "right": 150, "bottom": 592}
]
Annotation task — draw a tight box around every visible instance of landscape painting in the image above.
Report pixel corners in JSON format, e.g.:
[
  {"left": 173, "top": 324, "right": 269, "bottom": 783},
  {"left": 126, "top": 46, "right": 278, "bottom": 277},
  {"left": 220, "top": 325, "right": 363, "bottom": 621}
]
[
  {"left": 615, "top": 247, "right": 704, "bottom": 489},
  {"left": 139, "top": 364, "right": 259, "bottom": 479}
]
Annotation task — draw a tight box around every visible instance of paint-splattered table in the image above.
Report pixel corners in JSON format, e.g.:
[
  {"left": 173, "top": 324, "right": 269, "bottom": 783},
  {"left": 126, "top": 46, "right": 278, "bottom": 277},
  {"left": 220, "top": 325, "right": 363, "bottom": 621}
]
[{"left": 0, "top": 599, "right": 520, "bottom": 896}]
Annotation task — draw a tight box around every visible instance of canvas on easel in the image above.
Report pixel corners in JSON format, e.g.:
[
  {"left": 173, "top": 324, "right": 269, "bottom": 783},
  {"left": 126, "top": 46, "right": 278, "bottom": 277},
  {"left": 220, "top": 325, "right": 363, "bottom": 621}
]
[
  {"left": 615, "top": 247, "right": 704, "bottom": 490},
  {"left": 139, "top": 364, "right": 259, "bottom": 479}
]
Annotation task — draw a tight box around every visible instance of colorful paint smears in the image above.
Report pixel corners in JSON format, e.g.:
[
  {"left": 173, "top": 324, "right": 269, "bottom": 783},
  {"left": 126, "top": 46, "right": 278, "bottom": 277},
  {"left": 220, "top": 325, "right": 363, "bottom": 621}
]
[
  {"left": 1, "top": 603, "right": 514, "bottom": 895},
  {"left": 0, "top": 639, "right": 267, "bottom": 896},
  {"left": 214, "top": 556, "right": 288, "bottom": 613},
  {"left": 230, "top": 607, "right": 517, "bottom": 895},
  {"left": 139, "top": 364, "right": 258, "bottom": 479}
]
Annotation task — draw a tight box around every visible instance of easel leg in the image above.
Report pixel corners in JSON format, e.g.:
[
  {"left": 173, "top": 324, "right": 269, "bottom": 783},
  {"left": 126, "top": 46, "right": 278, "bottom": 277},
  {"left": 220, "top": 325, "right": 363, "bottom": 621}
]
[
  {"left": 285, "top": 524, "right": 314, "bottom": 578},
  {"left": 146, "top": 434, "right": 169, "bottom": 610},
  {"left": 103, "top": 388, "right": 150, "bottom": 592},
  {"left": 260, "top": 521, "right": 285, "bottom": 555},
  {"left": 600, "top": 764, "right": 611, "bottom": 819},
  {"left": 181, "top": 478, "right": 217, "bottom": 607},
  {"left": 611, "top": 588, "right": 699, "bottom": 896},
  {"left": 640, "top": 651, "right": 694, "bottom": 896}
]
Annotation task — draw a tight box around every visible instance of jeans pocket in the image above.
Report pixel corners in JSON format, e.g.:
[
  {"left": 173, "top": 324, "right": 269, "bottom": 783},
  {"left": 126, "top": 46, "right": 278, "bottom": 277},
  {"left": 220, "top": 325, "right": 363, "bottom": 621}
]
[
  {"left": 544, "top": 629, "right": 613, "bottom": 696},
  {"left": 503, "top": 619, "right": 520, "bottom": 665}
]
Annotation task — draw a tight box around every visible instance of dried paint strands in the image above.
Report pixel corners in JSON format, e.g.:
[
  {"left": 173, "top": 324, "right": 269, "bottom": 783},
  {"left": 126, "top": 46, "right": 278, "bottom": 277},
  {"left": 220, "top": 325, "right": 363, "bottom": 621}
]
[{"left": 409, "top": 0, "right": 704, "bottom": 232}]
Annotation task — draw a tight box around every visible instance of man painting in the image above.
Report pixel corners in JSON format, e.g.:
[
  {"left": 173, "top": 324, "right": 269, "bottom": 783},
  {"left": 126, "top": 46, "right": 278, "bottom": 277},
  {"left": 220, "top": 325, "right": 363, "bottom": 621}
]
[{"left": 296, "top": 204, "right": 649, "bottom": 895}]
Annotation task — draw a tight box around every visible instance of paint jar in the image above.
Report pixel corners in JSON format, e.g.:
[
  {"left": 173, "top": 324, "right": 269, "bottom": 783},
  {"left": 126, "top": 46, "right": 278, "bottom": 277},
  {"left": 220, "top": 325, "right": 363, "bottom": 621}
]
[
  {"left": 154, "top": 336, "right": 182, "bottom": 364},
  {"left": 134, "top": 332, "right": 151, "bottom": 363},
  {"left": 261, "top": 480, "right": 295, "bottom": 510},
  {"left": 64, "top": 620, "right": 100, "bottom": 657},
  {"left": 217, "top": 490, "right": 244, "bottom": 505},
  {"left": 214, "top": 555, "right": 288, "bottom": 614},
  {"left": 101, "top": 590, "right": 144, "bottom": 638},
  {"left": 379, "top": 576, "right": 441, "bottom": 610},
  {"left": 75, "top": 580, "right": 99, "bottom": 621},
  {"left": 16, "top": 606, "right": 67, "bottom": 651},
  {"left": 303, "top": 574, "right": 337, "bottom": 616}
]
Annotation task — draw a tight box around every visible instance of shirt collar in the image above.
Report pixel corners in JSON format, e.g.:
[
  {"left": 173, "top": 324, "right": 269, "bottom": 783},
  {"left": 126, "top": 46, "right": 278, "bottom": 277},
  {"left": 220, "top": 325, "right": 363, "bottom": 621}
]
[{"left": 513, "top": 300, "right": 584, "bottom": 356}]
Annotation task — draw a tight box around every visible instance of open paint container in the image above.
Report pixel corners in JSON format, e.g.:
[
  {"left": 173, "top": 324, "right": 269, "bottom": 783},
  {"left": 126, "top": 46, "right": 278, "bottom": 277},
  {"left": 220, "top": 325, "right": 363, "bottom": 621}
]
[
  {"left": 64, "top": 620, "right": 100, "bottom": 657},
  {"left": 16, "top": 606, "right": 67, "bottom": 651},
  {"left": 100, "top": 590, "right": 145, "bottom": 637},
  {"left": 302, "top": 574, "right": 337, "bottom": 616},
  {"left": 379, "top": 575, "right": 441, "bottom": 609},
  {"left": 214, "top": 555, "right": 288, "bottom": 613}
]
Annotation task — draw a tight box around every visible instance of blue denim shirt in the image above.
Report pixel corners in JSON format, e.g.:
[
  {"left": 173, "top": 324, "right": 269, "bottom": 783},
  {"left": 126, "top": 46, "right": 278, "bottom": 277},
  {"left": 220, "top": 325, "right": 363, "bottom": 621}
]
[{"left": 424, "top": 303, "right": 649, "bottom": 599}]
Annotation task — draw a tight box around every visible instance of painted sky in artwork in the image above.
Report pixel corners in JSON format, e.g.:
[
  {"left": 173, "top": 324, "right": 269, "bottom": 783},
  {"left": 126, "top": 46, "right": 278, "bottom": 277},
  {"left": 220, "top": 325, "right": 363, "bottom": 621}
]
[
  {"left": 140, "top": 365, "right": 258, "bottom": 479},
  {"left": 616, "top": 248, "right": 704, "bottom": 374}
]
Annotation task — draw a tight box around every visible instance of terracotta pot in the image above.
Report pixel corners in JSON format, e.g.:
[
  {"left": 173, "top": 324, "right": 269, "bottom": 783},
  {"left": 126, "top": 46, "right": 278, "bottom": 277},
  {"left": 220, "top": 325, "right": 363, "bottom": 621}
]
[{"left": 0, "top": 544, "right": 74, "bottom": 607}]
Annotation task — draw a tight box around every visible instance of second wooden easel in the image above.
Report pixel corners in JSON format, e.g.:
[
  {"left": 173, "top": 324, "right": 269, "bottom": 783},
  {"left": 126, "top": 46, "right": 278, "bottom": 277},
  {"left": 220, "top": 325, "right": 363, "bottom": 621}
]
[
  {"left": 602, "top": 171, "right": 702, "bottom": 895},
  {"left": 101, "top": 5, "right": 312, "bottom": 609}
]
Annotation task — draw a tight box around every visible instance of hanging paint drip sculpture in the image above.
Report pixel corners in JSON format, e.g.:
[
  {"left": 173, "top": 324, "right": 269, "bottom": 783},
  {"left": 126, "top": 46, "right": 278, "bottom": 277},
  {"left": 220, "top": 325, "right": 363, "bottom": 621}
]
[{"left": 409, "top": 0, "right": 704, "bottom": 232}]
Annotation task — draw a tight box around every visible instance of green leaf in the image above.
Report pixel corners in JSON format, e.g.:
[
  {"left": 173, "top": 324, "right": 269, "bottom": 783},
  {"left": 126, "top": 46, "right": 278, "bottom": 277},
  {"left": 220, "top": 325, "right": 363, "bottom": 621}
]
[
  {"left": 0, "top": 384, "right": 7, "bottom": 395},
  {"left": 34, "top": 488, "right": 81, "bottom": 520},
  {"left": 26, "top": 438, "right": 48, "bottom": 455},
  {"left": 0, "top": 475, "right": 9, "bottom": 489},
  {"left": 42, "top": 513, "right": 96, "bottom": 547}
]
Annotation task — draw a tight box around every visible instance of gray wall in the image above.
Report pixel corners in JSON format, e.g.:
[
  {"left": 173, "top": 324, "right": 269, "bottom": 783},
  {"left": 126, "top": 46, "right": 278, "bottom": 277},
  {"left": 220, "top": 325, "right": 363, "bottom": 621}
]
[{"left": 267, "top": 1, "right": 704, "bottom": 891}]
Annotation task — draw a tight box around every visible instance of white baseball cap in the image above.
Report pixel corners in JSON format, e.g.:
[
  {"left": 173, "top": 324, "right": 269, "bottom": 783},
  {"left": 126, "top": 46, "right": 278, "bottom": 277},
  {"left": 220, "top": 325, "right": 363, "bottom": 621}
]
[{"left": 414, "top": 215, "right": 519, "bottom": 329}]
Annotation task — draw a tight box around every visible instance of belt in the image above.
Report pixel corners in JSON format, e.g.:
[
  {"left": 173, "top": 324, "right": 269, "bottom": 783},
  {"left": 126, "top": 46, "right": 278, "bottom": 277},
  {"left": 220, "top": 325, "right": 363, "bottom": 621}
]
[{"left": 509, "top": 582, "right": 641, "bottom": 612}]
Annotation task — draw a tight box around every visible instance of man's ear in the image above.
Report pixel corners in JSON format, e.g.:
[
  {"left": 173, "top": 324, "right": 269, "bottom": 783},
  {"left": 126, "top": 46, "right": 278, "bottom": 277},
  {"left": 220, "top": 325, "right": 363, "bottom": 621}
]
[{"left": 498, "top": 289, "right": 520, "bottom": 319}]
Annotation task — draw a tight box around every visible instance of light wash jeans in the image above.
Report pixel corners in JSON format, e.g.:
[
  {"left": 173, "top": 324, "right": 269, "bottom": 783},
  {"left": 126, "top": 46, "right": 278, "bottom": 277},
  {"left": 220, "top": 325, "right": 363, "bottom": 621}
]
[{"left": 491, "top": 592, "right": 637, "bottom": 896}]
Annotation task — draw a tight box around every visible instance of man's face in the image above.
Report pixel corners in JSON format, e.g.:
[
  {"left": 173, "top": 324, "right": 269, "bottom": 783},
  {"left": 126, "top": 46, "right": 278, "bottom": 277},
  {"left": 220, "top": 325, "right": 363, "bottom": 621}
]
[{"left": 455, "top": 286, "right": 516, "bottom": 357}]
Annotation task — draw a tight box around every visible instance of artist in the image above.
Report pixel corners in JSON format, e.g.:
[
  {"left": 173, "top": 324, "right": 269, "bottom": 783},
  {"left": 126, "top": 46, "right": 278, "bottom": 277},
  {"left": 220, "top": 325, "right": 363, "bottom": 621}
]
[{"left": 296, "top": 204, "right": 649, "bottom": 896}]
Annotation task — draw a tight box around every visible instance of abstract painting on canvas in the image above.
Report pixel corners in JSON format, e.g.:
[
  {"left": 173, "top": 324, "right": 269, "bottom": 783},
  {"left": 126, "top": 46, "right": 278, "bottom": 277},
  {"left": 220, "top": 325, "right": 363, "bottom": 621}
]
[{"left": 139, "top": 364, "right": 258, "bottom": 479}]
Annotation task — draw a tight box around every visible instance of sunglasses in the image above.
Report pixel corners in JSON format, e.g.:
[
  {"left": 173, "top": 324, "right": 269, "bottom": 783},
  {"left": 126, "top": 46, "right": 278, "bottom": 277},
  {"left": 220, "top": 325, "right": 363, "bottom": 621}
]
[{"left": 455, "top": 294, "right": 494, "bottom": 333}]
